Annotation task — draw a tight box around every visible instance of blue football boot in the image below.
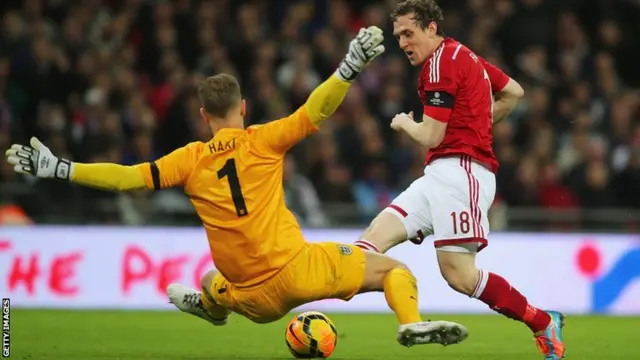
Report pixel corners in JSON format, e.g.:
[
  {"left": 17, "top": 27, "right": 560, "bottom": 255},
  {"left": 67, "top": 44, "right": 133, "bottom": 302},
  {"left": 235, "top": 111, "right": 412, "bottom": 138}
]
[{"left": 534, "top": 311, "right": 565, "bottom": 359}]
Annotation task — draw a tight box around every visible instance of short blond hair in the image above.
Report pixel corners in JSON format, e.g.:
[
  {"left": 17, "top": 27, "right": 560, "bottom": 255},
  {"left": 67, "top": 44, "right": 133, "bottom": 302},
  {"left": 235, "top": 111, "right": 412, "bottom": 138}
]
[{"left": 198, "top": 74, "right": 242, "bottom": 118}]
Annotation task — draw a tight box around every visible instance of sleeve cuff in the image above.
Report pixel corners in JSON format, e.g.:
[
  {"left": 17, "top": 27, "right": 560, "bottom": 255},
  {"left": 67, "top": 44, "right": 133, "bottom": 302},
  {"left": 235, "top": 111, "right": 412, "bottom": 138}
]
[{"left": 424, "top": 106, "right": 452, "bottom": 123}]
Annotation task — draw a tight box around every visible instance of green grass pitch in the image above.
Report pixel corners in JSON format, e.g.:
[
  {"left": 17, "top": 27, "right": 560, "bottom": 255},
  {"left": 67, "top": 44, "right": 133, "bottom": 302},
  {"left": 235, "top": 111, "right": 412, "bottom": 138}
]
[{"left": 9, "top": 310, "right": 640, "bottom": 359}]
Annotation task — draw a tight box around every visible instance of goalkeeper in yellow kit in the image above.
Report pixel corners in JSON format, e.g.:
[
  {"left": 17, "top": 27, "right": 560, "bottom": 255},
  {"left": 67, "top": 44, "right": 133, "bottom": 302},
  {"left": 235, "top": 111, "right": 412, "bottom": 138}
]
[{"left": 6, "top": 26, "right": 468, "bottom": 347}]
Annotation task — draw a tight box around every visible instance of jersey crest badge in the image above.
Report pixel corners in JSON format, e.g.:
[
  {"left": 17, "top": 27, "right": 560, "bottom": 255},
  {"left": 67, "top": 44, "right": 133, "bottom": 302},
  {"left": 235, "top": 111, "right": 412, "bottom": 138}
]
[{"left": 338, "top": 245, "right": 352, "bottom": 255}]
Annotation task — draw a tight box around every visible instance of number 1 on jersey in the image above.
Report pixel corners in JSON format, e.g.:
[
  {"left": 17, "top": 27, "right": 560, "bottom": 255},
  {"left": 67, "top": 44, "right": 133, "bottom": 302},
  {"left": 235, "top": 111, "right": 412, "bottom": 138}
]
[{"left": 218, "top": 158, "right": 248, "bottom": 217}]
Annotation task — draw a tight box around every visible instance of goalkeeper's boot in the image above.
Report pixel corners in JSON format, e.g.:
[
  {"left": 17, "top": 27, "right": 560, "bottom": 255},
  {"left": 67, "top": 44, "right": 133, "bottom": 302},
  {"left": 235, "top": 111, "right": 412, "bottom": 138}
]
[
  {"left": 167, "top": 283, "right": 229, "bottom": 326},
  {"left": 397, "top": 320, "right": 469, "bottom": 347},
  {"left": 534, "top": 311, "right": 566, "bottom": 359}
]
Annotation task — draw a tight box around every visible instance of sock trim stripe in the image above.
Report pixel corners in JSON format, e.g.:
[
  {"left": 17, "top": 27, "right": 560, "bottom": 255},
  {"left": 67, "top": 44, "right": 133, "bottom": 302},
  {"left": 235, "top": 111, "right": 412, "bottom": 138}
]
[
  {"left": 354, "top": 240, "right": 380, "bottom": 253},
  {"left": 471, "top": 269, "right": 482, "bottom": 298},
  {"left": 471, "top": 269, "right": 489, "bottom": 298}
]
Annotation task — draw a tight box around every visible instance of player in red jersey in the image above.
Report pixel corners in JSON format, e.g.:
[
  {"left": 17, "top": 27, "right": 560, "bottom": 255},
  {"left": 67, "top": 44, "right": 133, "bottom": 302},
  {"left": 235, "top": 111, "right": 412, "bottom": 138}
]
[{"left": 352, "top": 1, "right": 566, "bottom": 359}]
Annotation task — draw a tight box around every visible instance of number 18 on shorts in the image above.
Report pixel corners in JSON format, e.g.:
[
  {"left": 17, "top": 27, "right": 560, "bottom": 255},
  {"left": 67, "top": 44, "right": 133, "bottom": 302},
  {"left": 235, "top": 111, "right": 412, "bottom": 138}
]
[{"left": 384, "top": 155, "right": 496, "bottom": 253}]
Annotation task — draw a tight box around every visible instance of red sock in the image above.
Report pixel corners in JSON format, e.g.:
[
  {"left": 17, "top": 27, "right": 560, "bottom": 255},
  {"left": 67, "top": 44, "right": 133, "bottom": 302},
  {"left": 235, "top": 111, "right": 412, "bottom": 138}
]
[
  {"left": 472, "top": 270, "right": 551, "bottom": 333},
  {"left": 354, "top": 239, "right": 381, "bottom": 253}
]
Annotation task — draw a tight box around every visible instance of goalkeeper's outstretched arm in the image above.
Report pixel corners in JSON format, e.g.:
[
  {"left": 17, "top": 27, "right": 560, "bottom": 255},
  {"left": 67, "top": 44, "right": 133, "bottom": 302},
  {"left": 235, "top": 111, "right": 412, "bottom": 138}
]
[
  {"left": 72, "top": 162, "right": 148, "bottom": 191},
  {"left": 304, "top": 74, "right": 352, "bottom": 127},
  {"left": 5, "top": 137, "right": 197, "bottom": 192},
  {"left": 306, "top": 26, "right": 385, "bottom": 127}
]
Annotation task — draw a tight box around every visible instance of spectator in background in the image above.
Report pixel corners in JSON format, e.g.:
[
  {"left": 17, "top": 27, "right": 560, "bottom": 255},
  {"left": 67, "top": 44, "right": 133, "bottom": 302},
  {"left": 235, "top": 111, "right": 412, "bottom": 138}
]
[
  {"left": 307, "top": 130, "right": 354, "bottom": 203},
  {"left": 538, "top": 162, "right": 578, "bottom": 210},
  {"left": 0, "top": 203, "right": 33, "bottom": 226},
  {"left": 615, "top": 145, "right": 640, "bottom": 208},
  {"left": 353, "top": 153, "right": 397, "bottom": 223},
  {"left": 283, "top": 154, "right": 328, "bottom": 228}
]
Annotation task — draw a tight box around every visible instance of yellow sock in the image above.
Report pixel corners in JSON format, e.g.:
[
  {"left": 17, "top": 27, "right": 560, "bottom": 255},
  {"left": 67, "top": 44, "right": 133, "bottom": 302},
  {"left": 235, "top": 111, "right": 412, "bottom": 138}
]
[
  {"left": 383, "top": 268, "right": 422, "bottom": 325},
  {"left": 201, "top": 287, "right": 230, "bottom": 319}
]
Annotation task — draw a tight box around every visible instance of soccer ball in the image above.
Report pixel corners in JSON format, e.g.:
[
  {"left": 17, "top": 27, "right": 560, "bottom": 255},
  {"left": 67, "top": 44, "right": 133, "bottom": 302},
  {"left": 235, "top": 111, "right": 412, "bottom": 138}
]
[{"left": 285, "top": 311, "right": 337, "bottom": 358}]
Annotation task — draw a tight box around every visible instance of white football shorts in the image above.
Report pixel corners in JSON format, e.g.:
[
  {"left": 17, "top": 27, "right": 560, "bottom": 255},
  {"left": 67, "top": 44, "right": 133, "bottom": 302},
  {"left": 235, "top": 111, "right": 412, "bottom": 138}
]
[{"left": 384, "top": 155, "right": 496, "bottom": 253}]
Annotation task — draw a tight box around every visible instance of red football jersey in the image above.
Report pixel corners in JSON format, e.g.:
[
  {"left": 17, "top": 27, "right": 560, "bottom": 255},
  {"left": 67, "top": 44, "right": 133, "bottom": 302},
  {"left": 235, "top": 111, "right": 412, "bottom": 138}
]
[{"left": 418, "top": 38, "right": 509, "bottom": 173}]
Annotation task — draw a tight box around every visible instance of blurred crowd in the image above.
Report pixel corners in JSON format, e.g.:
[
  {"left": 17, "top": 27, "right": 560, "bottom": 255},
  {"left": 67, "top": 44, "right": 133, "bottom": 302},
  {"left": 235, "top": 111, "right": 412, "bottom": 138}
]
[{"left": 1, "top": 0, "right": 639, "bottom": 228}]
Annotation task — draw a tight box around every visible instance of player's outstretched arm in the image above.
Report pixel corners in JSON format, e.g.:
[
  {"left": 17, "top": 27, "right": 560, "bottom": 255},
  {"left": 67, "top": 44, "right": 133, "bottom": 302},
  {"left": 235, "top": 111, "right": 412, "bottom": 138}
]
[
  {"left": 306, "top": 26, "right": 385, "bottom": 127},
  {"left": 5, "top": 137, "right": 198, "bottom": 191},
  {"left": 491, "top": 78, "right": 524, "bottom": 125}
]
